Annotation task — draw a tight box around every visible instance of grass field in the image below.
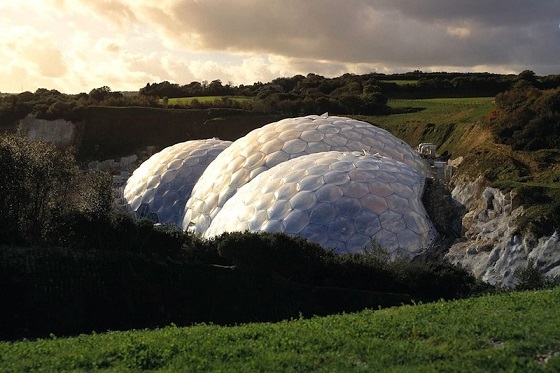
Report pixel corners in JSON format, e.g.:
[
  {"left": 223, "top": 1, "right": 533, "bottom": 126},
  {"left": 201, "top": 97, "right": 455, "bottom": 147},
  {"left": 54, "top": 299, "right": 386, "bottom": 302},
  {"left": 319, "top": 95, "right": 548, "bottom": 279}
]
[
  {"left": 381, "top": 79, "right": 418, "bottom": 85},
  {"left": 355, "top": 97, "right": 495, "bottom": 157},
  {"left": 162, "top": 96, "right": 252, "bottom": 105},
  {"left": 1, "top": 287, "right": 559, "bottom": 371},
  {"left": 374, "top": 97, "right": 494, "bottom": 127}
]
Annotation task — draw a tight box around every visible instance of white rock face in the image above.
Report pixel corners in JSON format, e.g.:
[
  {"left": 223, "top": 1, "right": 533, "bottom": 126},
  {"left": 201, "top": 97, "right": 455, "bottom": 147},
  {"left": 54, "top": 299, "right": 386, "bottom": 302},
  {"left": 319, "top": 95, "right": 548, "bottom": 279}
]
[
  {"left": 205, "top": 151, "right": 437, "bottom": 258},
  {"left": 183, "top": 115, "right": 430, "bottom": 234},
  {"left": 123, "top": 139, "right": 231, "bottom": 226},
  {"left": 445, "top": 176, "right": 560, "bottom": 287},
  {"left": 18, "top": 114, "right": 75, "bottom": 146}
]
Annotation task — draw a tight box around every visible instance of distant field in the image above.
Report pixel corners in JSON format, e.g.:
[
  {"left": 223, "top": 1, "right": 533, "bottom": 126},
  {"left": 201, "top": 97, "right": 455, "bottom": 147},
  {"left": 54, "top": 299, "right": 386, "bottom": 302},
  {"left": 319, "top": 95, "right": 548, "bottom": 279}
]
[
  {"left": 381, "top": 79, "right": 418, "bottom": 85},
  {"left": 376, "top": 97, "right": 494, "bottom": 126},
  {"left": 162, "top": 96, "right": 252, "bottom": 105},
  {"left": 2, "top": 287, "right": 559, "bottom": 371},
  {"left": 355, "top": 97, "right": 495, "bottom": 156}
]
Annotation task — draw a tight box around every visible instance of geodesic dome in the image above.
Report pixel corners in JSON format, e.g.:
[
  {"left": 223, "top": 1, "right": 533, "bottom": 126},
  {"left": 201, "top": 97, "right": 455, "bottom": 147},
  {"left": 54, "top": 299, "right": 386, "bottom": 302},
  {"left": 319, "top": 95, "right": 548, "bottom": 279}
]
[
  {"left": 123, "top": 138, "right": 231, "bottom": 226},
  {"left": 183, "top": 115, "right": 430, "bottom": 234},
  {"left": 204, "top": 151, "right": 437, "bottom": 258}
]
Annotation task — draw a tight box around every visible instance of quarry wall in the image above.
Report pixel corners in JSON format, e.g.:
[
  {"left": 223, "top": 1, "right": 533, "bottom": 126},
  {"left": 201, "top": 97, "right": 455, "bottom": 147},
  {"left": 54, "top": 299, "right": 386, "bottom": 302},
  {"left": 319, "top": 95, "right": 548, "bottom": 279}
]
[
  {"left": 445, "top": 176, "right": 560, "bottom": 287},
  {"left": 17, "top": 108, "right": 280, "bottom": 162}
]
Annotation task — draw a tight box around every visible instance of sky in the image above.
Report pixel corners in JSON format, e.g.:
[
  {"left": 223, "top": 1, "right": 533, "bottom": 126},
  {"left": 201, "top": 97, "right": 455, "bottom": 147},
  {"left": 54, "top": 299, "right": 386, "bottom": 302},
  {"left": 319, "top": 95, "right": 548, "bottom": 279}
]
[{"left": 1, "top": 0, "right": 559, "bottom": 94}]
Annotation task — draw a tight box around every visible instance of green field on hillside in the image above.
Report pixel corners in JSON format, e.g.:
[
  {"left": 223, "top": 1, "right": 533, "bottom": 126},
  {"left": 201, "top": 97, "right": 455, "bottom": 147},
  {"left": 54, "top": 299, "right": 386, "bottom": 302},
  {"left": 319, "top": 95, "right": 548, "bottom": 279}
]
[
  {"left": 162, "top": 96, "right": 252, "bottom": 105},
  {"left": 371, "top": 97, "right": 494, "bottom": 127},
  {"left": 382, "top": 79, "right": 418, "bottom": 85},
  {"left": 355, "top": 97, "right": 495, "bottom": 156},
  {"left": 2, "top": 288, "right": 559, "bottom": 371}
]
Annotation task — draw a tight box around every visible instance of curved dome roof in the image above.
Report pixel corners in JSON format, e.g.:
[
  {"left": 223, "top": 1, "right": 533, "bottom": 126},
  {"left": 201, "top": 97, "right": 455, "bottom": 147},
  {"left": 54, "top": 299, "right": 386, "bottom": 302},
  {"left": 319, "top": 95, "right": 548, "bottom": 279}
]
[
  {"left": 123, "top": 138, "right": 231, "bottom": 226},
  {"left": 204, "top": 151, "right": 437, "bottom": 258},
  {"left": 183, "top": 115, "right": 430, "bottom": 234}
]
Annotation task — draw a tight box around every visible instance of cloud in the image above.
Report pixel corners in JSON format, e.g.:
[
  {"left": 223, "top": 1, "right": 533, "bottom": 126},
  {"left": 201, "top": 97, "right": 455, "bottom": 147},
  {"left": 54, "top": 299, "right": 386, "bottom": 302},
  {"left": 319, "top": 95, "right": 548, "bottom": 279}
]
[
  {"left": 0, "top": 27, "right": 68, "bottom": 91},
  {"left": 96, "top": 38, "right": 124, "bottom": 53},
  {"left": 73, "top": 0, "right": 137, "bottom": 29},
  {"left": 114, "top": 0, "right": 560, "bottom": 73},
  {"left": 1, "top": 0, "right": 559, "bottom": 93}
]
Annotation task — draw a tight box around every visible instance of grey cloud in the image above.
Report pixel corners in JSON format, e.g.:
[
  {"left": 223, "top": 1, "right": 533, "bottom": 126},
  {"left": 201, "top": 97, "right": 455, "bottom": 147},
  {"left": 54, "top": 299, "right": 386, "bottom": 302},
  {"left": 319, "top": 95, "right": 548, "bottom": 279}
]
[
  {"left": 131, "top": 0, "right": 560, "bottom": 74},
  {"left": 372, "top": 0, "right": 560, "bottom": 27}
]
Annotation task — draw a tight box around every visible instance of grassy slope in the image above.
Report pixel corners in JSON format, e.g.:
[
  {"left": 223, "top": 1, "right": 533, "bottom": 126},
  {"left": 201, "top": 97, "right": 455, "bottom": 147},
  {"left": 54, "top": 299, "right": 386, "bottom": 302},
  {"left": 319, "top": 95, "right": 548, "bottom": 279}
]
[
  {"left": 1, "top": 287, "right": 559, "bottom": 371},
  {"left": 164, "top": 96, "right": 252, "bottom": 105},
  {"left": 356, "top": 97, "right": 496, "bottom": 157}
]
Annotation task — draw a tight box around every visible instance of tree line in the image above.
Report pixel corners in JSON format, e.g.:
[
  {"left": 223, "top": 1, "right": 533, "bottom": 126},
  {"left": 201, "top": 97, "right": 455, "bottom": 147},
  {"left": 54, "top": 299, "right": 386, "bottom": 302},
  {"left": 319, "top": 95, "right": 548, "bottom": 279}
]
[{"left": 3, "top": 70, "right": 560, "bottom": 128}]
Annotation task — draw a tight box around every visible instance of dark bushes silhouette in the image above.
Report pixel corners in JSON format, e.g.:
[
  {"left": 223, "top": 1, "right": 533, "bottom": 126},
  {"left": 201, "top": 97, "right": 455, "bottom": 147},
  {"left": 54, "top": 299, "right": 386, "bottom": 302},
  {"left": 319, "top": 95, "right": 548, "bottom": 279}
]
[{"left": 190, "top": 231, "right": 485, "bottom": 301}]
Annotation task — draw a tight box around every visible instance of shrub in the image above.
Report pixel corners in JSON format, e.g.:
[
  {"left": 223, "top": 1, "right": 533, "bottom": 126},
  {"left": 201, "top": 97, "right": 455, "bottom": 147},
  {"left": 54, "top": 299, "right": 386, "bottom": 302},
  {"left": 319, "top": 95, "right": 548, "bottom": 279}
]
[
  {"left": 213, "top": 231, "right": 336, "bottom": 284},
  {"left": 198, "top": 232, "right": 487, "bottom": 301},
  {"left": 55, "top": 210, "right": 189, "bottom": 259},
  {"left": 514, "top": 259, "right": 547, "bottom": 290},
  {"left": 489, "top": 87, "right": 560, "bottom": 151},
  {"left": 0, "top": 134, "right": 78, "bottom": 245}
]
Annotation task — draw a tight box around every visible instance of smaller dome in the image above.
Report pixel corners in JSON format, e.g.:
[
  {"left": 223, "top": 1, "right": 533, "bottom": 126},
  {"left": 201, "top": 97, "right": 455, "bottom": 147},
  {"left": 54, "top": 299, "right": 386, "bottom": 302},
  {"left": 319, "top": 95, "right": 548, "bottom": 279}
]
[{"left": 123, "top": 138, "right": 231, "bottom": 226}]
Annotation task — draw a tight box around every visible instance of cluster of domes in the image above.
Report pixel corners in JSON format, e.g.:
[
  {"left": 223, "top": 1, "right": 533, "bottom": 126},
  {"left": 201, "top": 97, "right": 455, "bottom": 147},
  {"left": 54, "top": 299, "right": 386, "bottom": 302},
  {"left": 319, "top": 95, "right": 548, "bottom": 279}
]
[{"left": 123, "top": 115, "right": 436, "bottom": 258}]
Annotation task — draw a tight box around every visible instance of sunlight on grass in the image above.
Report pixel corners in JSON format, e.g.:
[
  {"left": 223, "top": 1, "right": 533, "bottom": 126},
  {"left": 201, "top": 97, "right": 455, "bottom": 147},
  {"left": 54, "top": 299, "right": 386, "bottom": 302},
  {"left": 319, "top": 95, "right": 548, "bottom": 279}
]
[{"left": 1, "top": 287, "right": 559, "bottom": 371}]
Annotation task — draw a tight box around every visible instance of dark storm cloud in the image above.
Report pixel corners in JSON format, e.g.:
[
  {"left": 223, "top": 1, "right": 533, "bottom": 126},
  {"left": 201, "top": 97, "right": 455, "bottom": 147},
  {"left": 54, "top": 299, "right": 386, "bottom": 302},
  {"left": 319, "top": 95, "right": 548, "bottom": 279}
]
[{"left": 374, "top": 0, "right": 559, "bottom": 27}]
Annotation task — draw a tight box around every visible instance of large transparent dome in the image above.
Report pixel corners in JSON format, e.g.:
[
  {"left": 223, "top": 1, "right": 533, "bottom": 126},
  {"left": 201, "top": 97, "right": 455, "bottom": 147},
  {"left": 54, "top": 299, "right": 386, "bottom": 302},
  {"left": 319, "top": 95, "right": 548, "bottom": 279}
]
[
  {"left": 123, "top": 138, "right": 231, "bottom": 226},
  {"left": 204, "top": 151, "right": 437, "bottom": 258},
  {"left": 183, "top": 115, "right": 430, "bottom": 234}
]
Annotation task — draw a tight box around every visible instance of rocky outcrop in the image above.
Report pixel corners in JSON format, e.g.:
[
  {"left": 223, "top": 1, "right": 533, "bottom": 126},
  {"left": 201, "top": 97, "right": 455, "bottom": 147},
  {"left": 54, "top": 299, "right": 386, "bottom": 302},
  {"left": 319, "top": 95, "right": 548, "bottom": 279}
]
[{"left": 444, "top": 176, "right": 560, "bottom": 287}]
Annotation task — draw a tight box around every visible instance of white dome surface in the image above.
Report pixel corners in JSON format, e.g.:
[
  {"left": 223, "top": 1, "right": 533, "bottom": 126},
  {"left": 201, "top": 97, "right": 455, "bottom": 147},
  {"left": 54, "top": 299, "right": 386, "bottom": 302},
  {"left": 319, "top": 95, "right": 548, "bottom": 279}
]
[
  {"left": 123, "top": 138, "right": 231, "bottom": 226},
  {"left": 204, "top": 151, "right": 437, "bottom": 258},
  {"left": 183, "top": 115, "right": 430, "bottom": 234}
]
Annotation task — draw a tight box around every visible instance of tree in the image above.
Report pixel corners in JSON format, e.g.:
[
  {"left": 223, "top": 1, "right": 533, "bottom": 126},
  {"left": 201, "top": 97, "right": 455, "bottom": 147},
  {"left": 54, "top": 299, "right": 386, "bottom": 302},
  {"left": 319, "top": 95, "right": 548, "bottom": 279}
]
[
  {"left": 89, "top": 86, "right": 112, "bottom": 102},
  {"left": 0, "top": 134, "right": 116, "bottom": 246}
]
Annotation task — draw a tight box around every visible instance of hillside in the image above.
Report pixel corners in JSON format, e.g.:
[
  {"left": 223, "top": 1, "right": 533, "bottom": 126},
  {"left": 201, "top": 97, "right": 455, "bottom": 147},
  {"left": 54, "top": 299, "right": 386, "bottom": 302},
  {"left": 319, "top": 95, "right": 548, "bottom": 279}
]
[
  {"left": 361, "top": 97, "right": 560, "bottom": 236},
  {"left": 357, "top": 97, "right": 495, "bottom": 158},
  {"left": 1, "top": 287, "right": 559, "bottom": 371}
]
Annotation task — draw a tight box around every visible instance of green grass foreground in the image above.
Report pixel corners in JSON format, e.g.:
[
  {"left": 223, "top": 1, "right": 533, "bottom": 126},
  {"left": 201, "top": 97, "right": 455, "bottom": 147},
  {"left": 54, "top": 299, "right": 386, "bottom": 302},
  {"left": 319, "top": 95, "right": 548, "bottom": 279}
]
[{"left": 1, "top": 288, "right": 559, "bottom": 372}]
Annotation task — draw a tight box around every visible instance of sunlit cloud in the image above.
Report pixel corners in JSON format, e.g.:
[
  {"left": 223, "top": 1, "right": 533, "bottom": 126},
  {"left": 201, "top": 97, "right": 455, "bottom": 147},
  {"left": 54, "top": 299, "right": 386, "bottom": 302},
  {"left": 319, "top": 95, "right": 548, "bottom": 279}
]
[
  {"left": 0, "top": 0, "right": 558, "bottom": 93},
  {"left": 447, "top": 26, "right": 471, "bottom": 38}
]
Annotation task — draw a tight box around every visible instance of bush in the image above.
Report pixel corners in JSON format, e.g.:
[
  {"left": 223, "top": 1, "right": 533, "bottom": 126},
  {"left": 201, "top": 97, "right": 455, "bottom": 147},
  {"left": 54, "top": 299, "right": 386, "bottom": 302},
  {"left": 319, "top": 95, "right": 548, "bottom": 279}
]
[
  {"left": 490, "top": 87, "right": 560, "bottom": 151},
  {"left": 0, "top": 134, "right": 78, "bottom": 246},
  {"left": 213, "top": 231, "right": 336, "bottom": 284},
  {"left": 513, "top": 259, "right": 560, "bottom": 291},
  {"left": 196, "top": 232, "right": 486, "bottom": 301},
  {"left": 514, "top": 259, "right": 547, "bottom": 290},
  {"left": 54, "top": 210, "right": 190, "bottom": 259}
]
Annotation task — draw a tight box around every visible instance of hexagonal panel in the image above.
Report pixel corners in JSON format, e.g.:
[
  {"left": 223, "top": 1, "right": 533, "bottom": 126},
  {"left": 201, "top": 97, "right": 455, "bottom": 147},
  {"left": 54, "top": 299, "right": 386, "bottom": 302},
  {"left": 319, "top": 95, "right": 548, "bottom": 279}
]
[
  {"left": 283, "top": 210, "right": 310, "bottom": 234},
  {"left": 309, "top": 202, "right": 337, "bottom": 225},
  {"left": 359, "top": 194, "right": 389, "bottom": 215},
  {"left": 289, "top": 191, "right": 318, "bottom": 210},
  {"left": 316, "top": 184, "right": 344, "bottom": 203},
  {"left": 379, "top": 210, "right": 407, "bottom": 234},
  {"left": 340, "top": 182, "right": 369, "bottom": 199}
]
